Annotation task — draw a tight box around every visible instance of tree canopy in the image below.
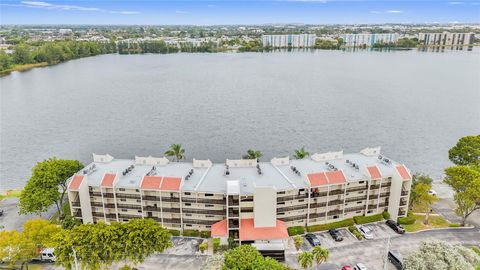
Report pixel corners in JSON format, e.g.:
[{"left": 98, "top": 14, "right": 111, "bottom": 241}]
[
  {"left": 52, "top": 219, "right": 172, "bottom": 270},
  {"left": 243, "top": 149, "right": 263, "bottom": 160},
  {"left": 409, "top": 173, "right": 434, "bottom": 210},
  {"left": 19, "top": 157, "right": 83, "bottom": 216},
  {"left": 164, "top": 144, "right": 185, "bottom": 162},
  {"left": 297, "top": 251, "right": 313, "bottom": 269},
  {"left": 448, "top": 135, "right": 480, "bottom": 166},
  {"left": 222, "top": 245, "right": 288, "bottom": 270},
  {"left": 293, "top": 147, "right": 310, "bottom": 159},
  {"left": 404, "top": 241, "right": 480, "bottom": 270}
]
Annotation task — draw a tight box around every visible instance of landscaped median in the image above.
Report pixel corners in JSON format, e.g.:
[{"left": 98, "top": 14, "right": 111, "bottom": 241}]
[{"left": 398, "top": 212, "right": 451, "bottom": 232}]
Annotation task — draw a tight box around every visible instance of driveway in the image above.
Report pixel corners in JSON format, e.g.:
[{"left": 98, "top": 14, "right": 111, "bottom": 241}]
[
  {"left": 165, "top": 237, "right": 204, "bottom": 255},
  {"left": 0, "top": 197, "right": 57, "bottom": 231}
]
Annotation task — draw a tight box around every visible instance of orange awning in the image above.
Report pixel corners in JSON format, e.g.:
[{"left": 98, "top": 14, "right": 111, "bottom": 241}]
[
  {"left": 211, "top": 219, "right": 228, "bottom": 237},
  {"left": 239, "top": 219, "right": 289, "bottom": 241}
]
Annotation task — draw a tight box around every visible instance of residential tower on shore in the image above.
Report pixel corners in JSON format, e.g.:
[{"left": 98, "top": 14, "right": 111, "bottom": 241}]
[
  {"left": 418, "top": 32, "right": 475, "bottom": 46},
  {"left": 342, "top": 33, "right": 399, "bottom": 47},
  {"left": 261, "top": 34, "right": 316, "bottom": 48}
]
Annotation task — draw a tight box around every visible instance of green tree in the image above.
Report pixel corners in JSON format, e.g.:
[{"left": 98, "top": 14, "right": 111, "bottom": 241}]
[
  {"left": 53, "top": 219, "right": 172, "bottom": 270},
  {"left": 311, "top": 246, "right": 329, "bottom": 264},
  {"left": 411, "top": 183, "right": 438, "bottom": 224},
  {"left": 23, "top": 219, "right": 61, "bottom": 248},
  {"left": 0, "top": 231, "right": 37, "bottom": 267},
  {"left": 293, "top": 147, "right": 310, "bottom": 159},
  {"left": 403, "top": 241, "right": 480, "bottom": 270},
  {"left": 12, "top": 44, "right": 33, "bottom": 64},
  {"left": 0, "top": 50, "right": 12, "bottom": 71},
  {"left": 243, "top": 149, "right": 263, "bottom": 160},
  {"left": 222, "top": 245, "right": 288, "bottom": 270},
  {"left": 448, "top": 135, "right": 480, "bottom": 166},
  {"left": 294, "top": 235, "right": 303, "bottom": 251},
  {"left": 19, "top": 158, "right": 84, "bottom": 217},
  {"left": 409, "top": 173, "right": 433, "bottom": 209},
  {"left": 297, "top": 251, "right": 313, "bottom": 269},
  {"left": 164, "top": 144, "right": 185, "bottom": 162},
  {"left": 444, "top": 166, "right": 480, "bottom": 226}
]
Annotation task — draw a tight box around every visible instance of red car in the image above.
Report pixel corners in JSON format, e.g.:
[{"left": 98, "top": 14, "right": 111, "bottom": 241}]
[{"left": 341, "top": 266, "right": 353, "bottom": 270}]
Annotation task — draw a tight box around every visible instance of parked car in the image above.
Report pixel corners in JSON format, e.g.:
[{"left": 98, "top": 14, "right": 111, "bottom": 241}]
[
  {"left": 428, "top": 189, "right": 437, "bottom": 196},
  {"left": 329, "top": 228, "right": 344, "bottom": 241},
  {"left": 386, "top": 220, "right": 405, "bottom": 234},
  {"left": 341, "top": 266, "right": 353, "bottom": 270},
  {"left": 353, "top": 263, "right": 368, "bottom": 270},
  {"left": 305, "top": 233, "right": 321, "bottom": 246},
  {"left": 388, "top": 250, "right": 403, "bottom": 270},
  {"left": 357, "top": 225, "right": 374, "bottom": 240}
]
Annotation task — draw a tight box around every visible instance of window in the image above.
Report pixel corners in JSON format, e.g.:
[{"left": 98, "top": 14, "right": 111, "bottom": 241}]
[
  {"left": 123, "top": 219, "right": 129, "bottom": 222},
  {"left": 359, "top": 181, "right": 365, "bottom": 184},
  {"left": 186, "top": 224, "right": 192, "bottom": 227},
  {"left": 205, "top": 193, "right": 214, "bottom": 197},
  {"left": 185, "top": 192, "right": 191, "bottom": 195},
  {"left": 278, "top": 212, "right": 285, "bottom": 215},
  {"left": 137, "top": 210, "right": 142, "bottom": 213},
  {"left": 186, "top": 214, "right": 192, "bottom": 217},
  {"left": 206, "top": 225, "right": 211, "bottom": 228},
  {"left": 185, "top": 203, "right": 191, "bottom": 206},
  {"left": 358, "top": 191, "right": 364, "bottom": 194},
  {"left": 136, "top": 199, "right": 141, "bottom": 203},
  {"left": 122, "top": 209, "right": 127, "bottom": 212},
  {"left": 367, "top": 210, "right": 372, "bottom": 214},
  {"left": 120, "top": 199, "right": 126, "bottom": 202},
  {"left": 333, "top": 215, "right": 338, "bottom": 219},
  {"left": 205, "top": 204, "right": 214, "bottom": 207},
  {"left": 135, "top": 189, "right": 139, "bottom": 192},
  {"left": 278, "top": 202, "right": 285, "bottom": 205},
  {"left": 119, "top": 188, "right": 125, "bottom": 191},
  {"left": 299, "top": 199, "right": 304, "bottom": 202},
  {"left": 206, "top": 215, "right": 214, "bottom": 218},
  {"left": 278, "top": 191, "right": 285, "bottom": 195},
  {"left": 357, "top": 201, "right": 362, "bottom": 204}
]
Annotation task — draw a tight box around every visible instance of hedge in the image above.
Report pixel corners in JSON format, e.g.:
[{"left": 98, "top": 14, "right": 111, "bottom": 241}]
[
  {"left": 348, "top": 226, "right": 364, "bottom": 240},
  {"left": 353, "top": 213, "right": 384, "bottom": 225},
  {"left": 169, "top": 229, "right": 181, "bottom": 236},
  {"left": 200, "top": 231, "right": 211, "bottom": 238},
  {"left": 212, "top": 238, "right": 221, "bottom": 254},
  {"left": 287, "top": 226, "right": 305, "bottom": 236},
  {"left": 183, "top": 229, "right": 200, "bottom": 237},
  {"left": 382, "top": 211, "right": 391, "bottom": 220},
  {"left": 307, "top": 218, "right": 355, "bottom": 232},
  {"left": 397, "top": 211, "right": 415, "bottom": 225}
]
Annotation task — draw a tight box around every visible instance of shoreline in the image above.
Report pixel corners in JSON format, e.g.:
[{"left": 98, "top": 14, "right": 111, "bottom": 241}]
[{"left": 0, "top": 62, "right": 50, "bottom": 77}]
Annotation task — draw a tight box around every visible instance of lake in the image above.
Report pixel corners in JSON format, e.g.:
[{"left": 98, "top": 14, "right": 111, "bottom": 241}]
[{"left": 1, "top": 49, "right": 479, "bottom": 190}]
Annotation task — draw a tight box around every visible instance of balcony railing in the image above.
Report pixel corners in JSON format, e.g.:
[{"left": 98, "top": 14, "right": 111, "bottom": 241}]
[
  {"left": 367, "top": 204, "right": 377, "bottom": 210},
  {"left": 117, "top": 204, "right": 142, "bottom": 210},
  {"left": 400, "top": 200, "right": 408, "bottom": 206},
  {"left": 401, "top": 190, "right": 409, "bottom": 196},
  {"left": 345, "top": 206, "right": 365, "bottom": 213},
  {"left": 309, "top": 212, "right": 326, "bottom": 219},
  {"left": 71, "top": 201, "right": 81, "bottom": 207},
  {"left": 116, "top": 193, "right": 140, "bottom": 200},
  {"left": 183, "top": 219, "right": 218, "bottom": 225},
  {"left": 162, "top": 197, "right": 180, "bottom": 203},
  {"left": 328, "top": 199, "right": 344, "bottom": 206},
  {"left": 380, "top": 192, "right": 390, "bottom": 198},
  {"left": 162, "top": 218, "right": 181, "bottom": 224},
  {"left": 309, "top": 202, "right": 327, "bottom": 209},
  {"left": 143, "top": 195, "right": 160, "bottom": 201},
  {"left": 310, "top": 191, "right": 328, "bottom": 198},
  {"left": 369, "top": 185, "right": 380, "bottom": 190},
  {"left": 73, "top": 210, "right": 82, "bottom": 217},
  {"left": 182, "top": 197, "right": 226, "bottom": 204},
  {"left": 277, "top": 194, "right": 308, "bottom": 202},
  {"left": 229, "top": 220, "right": 239, "bottom": 229},
  {"left": 228, "top": 210, "right": 239, "bottom": 218},
  {"left": 90, "top": 202, "right": 103, "bottom": 207},
  {"left": 381, "top": 183, "right": 392, "bottom": 188},
  {"left": 398, "top": 210, "right": 406, "bottom": 216},
  {"left": 118, "top": 214, "right": 142, "bottom": 219},
  {"left": 346, "top": 186, "right": 367, "bottom": 192},
  {"left": 327, "top": 209, "right": 343, "bottom": 216},
  {"left": 345, "top": 196, "right": 367, "bottom": 203},
  {"left": 329, "top": 189, "right": 344, "bottom": 196},
  {"left": 278, "top": 204, "right": 308, "bottom": 212},
  {"left": 183, "top": 208, "right": 224, "bottom": 215},
  {"left": 378, "top": 202, "right": 388, "bottom": 208},
  {"left": 278, "top": 214, "right": 306, "bottom": 222}
]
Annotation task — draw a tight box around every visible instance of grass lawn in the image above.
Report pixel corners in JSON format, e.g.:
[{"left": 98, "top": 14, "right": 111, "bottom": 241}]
[
  {"left": 403, "top": 214, "right": 450, "bottom": 232},
  {"left": 0, "top": 189, "right": 22, "bottom": 201}
]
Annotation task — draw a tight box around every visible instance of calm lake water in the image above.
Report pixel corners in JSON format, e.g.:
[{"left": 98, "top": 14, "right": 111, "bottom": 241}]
[{"left": 1, "top": 49, "right": 479, "bottom": 190}]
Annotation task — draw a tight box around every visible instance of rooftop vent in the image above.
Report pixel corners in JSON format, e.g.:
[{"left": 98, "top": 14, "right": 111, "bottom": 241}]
[
  {"left": 146, "top": 166, "right": 156, "bottom": 176},
  {"left": 122, "top": 165, "right": 135, "bottom": 176},
  {"left": 83, "top": 164, "right": 97, "bottom": 175},
  {"left": 378, "top": 155, "right": 383, "bottom": 160}
]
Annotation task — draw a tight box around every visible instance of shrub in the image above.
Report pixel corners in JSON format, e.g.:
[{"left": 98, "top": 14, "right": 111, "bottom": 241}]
[
  {"left": 200, "top": 231, "right": 211, "bottom": 238},
  {"left": 293, "top": 235, "right": 303, "bottom": 250},
  {"left": 199, "top": 241, "right": 208, "bottom": 254},
  {"left": 183, "top": 229, "right": 200, "bottom": 237},
  {"left": 288, "top": 226, "right": 305, "bottom": 236},
  {"left": 307, "top": 218, "right": 354, "bottom": 232},
  {"left": 449, "top": 223, "right": 462, "bottom": 227},
  {"left": 353, "top": 213, "right": 383, "bottom": 224},
  {"left": 212, "top": 238, "right": 221, "bottom": 253},
  {"left": 398, "top": 211, "right": 415, "bottom": 225},
  {"left": 169, "top": 229, "right": 181, "bottom": 236},
  {"left": 382, "top": 211, "right": 391, "bottom": 220},
  {"left": 348, "top": 226, "right": 364, "bottom": 240}
]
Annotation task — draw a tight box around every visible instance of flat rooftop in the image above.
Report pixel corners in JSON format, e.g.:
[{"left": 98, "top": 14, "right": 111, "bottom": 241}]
[{"left": 72, "top": 147, "right": 409, "bottom": 194}]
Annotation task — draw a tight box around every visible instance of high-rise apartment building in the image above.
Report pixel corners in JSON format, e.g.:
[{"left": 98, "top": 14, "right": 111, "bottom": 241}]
[
  {"left": 342, "top": 33, "right": 399, "bottom": 47},
  {"left": 262, "top": 34, "right": 316, "bottom": 48},
  {"left": 418, "top": 32, "right": 475, "bottom": 46}
]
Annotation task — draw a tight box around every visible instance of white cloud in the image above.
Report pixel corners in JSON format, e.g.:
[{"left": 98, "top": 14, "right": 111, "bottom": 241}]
[
  {"left": 370, "top": 10, "right": 404, "bottom": 14},
  {"left": 448, "top": 1, "right": 464, "bottom": 4},
  {"left": 0, "top": 1, "right": 139, "bottom": 14},
  {"left": 175, "top": 10, "right": 190, "bottom": 14}
]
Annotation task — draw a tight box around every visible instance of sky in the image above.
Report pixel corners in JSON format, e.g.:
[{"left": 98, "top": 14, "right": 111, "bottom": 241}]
[{"left": 0, "top": 0, "right": 479, "bottom": 25}]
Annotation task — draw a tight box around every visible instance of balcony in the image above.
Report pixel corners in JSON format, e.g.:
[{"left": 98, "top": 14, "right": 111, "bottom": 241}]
[
  {"left": 73, "top": 210, "right": 82, "bottom": 217},
  {"left": 117, "top": 204, "right": 142, "bottom": 210},
  {"left": 118, "top": 214, "right": 142, "bottom": 219},
  {"left": 228, "top": 198, "right": 239, "bottom": 206},
  {"left": 310, "top": 191, "right": 327, "bottom": 198},
  {"left": 346, "top": 186, "right": 367, "bottom": 192},
  {"left": 329, "top": 189, "right": 344, "bottom": 196},
  {"left": 162, "top": 197, "right": 180, "bottom": 203},
  {"left": 400, "top": 199, "right": 408, "bottom": 206},
  {"left": 183, "top": 208, "right": 224, "bottom": 215},
  {"left": 309, "top": 202, "right": 327, "bottom": 209},
  {"left": 183, "top": 219, "right": 218, "bottom": 225},
  {"left": 162, "top": 218, "right": 181, "bottom": 224},
  {"left": 228, "top": 210, "right": 239, "bottom": 218},
  {"left": 116, "top": 193, "right": 140, "bottom": 200},
  {"left": 380, "top": 192, "right": 390, "bottom": 198},
  {"left": 401, "top": 190, "right": 409, "bottom": 196},
  {"left": 278, "top": 214, "right": 306, "bottom": 222},
  {"left": 90, "top": 202, "right": 103, "bottom": 207},
  {"left": 229, "top": 220, "right": 239, "bottom": 229},
  {"left": 369, "top": 185, "right": 380, "bottom": 190},
  {"left": 378, "top": 202, "right": 388, "bottom": 208},
  {"left": 143, "top": 195, "right": 160, "bottom": 201},
  {"left": 278, "top": 204, "right": 308, "bottom": 212},
  {"left": 309, "top": 212, "right": 326, "bottom": 219},
  {"left": 367, "top": 204, "right": 377, "bottom": 210},
  {"left": 327, "top": 209, "right": 343, "bottom": 216},
  {"left": 71, "top": 201, "right": 81, "bottom": 207},
  {"left": 182, "top": 197, "right": 226, "bottom": 204},
  {"left": 398, "top": 210, "right": 406, "bottom": 216},
  {"left": 277, "top": 194, "right": 308, "bottom": 202},
  {"left": 345, "top": 206, "right": 365, "bottom": 213},
  {"left": 382, "top": 183, "right": 392, "bottom": 188},
  {"left": 328, "top": 199, "right": 344, "bottom": 206},
  {"left": 345, "top": 196, "right": 367, "bottom": 203}
]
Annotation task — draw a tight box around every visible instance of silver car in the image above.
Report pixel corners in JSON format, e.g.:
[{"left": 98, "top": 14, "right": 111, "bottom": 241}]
[
  {"left": 354, "top": 263, "right": 368, "bottom": 270},
  {"left": 357, "top": 225, "right": 374, "bottom": 240}
]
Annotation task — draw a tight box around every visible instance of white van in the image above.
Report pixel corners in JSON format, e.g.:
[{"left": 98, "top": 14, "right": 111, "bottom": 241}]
[{"left": 40, "top": 248, "right": 56, "bottom": 262}]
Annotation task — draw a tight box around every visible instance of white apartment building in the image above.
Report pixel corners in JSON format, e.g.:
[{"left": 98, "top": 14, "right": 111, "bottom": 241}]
[
  {"left": 342, "top": 33, "right": 399, "bottom": 47},
  {"left": 418, "top": 32, "right": 475, "bottom": 46},
  {"left": 262, "top": 34, "right": 316, "bottom": 48},
  {"left": 68, "top": 147, "right": 411, "bottom": 249}
]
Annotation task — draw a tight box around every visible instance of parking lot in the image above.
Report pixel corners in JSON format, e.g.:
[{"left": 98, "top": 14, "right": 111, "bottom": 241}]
[
  {"left": 296, "top": 222, "right": 399, "bottom": 251},
  {"left": 164, "top": 237, "right": 203, "bottom": 255}
]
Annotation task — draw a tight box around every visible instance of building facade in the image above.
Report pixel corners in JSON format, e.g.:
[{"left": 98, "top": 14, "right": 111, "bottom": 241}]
[
  {"left": 261, "top": 34, "right": 316, "bottom": 48},
  {"left": 68, "top": 147, "right": 411, "bottom": 243},
  {"left": 342, "top": 33, "right": 399, "bottom": 47},
  {"left": 418, "top": 32, "right": 475, "bottom": 46}
]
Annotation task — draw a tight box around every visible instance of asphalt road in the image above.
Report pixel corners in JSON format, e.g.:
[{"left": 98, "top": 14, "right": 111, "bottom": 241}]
[{"left": 0, "top": 197, "right": 57, "bottom": 231}]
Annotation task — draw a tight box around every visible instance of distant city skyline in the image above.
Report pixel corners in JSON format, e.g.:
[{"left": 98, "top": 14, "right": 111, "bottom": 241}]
[{"left": 0, "top": 0, "right": 479, "bottom": 25}]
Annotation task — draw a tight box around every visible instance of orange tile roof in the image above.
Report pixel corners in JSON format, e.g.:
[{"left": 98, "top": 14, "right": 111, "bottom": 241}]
[
  {"left": 307, "top": 172, "right": 328, "bottom": 187},
  {"left": 69, "top": 175, "right": 84, "bottom": 190},
  {"left": 325, "top": 170, "right": 346, "bottom": 184},
  {"left": 211, "top": 219, "right": 228, "bottom": 237},
  {"left": 367, "top": 166, "right": 382, "bottom": 179},
  {"left": 239, "top": 219, "right": 289, "bottom": 241},
  {"left": 101, "top": 173, "right": 116, "bottom": 187},
  {"left": 161, "top": 177, "right": 182, "bottom": 191},
  {"left": 396, "top": 165, "right": 411, "bottom": 180},
  {"left": 141, "top": 176, "right": 163, "bottom": 190}
]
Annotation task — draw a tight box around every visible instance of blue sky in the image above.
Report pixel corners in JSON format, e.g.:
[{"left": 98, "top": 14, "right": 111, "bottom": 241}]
[{"left": 1, "top": 1, "right": 479, "bottom": 25}]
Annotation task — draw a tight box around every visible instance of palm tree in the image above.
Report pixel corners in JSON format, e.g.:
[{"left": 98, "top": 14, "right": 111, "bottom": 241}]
[
  {"left": 243, "top": 149, "right": 263, "bottom": 160},
  {"left": 298, "top": 251, "right": 313, "bottom": 269},
  {"left": 164, "top": 144, "right": 185, "bottom": 162},
  {"left": 293, "top": 146, "right": 310, "bottom": 159},
  {"left": 312, "top": 246, "right": 329, "bottom": 264}
]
